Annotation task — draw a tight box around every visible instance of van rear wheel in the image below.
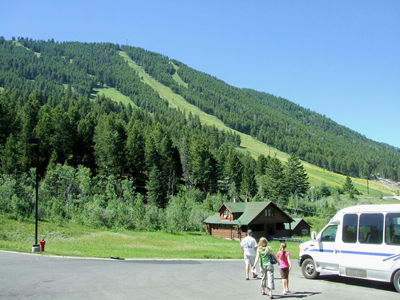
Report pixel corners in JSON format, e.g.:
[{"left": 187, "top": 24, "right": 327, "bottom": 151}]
[
  {"left": 301, "top": 258, "right": 320, "bottom": 279},
  {"left": 393, "top": 270, "right": 400, "bottom": 293}
]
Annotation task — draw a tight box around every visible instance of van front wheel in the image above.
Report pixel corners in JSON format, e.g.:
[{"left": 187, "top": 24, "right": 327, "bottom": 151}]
[
  {"left": 393, "top": 270, "right": 400, "bottom": 293},
  {"left": 301, "top": 258, "right": 320, "bottom": 279}
]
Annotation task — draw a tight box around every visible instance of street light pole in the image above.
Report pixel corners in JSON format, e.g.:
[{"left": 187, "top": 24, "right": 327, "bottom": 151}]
[{"left": 28, "top": 138, "right": 40, "bottom": 252}]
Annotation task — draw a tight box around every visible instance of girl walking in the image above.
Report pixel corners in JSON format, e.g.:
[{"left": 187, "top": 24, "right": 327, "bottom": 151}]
[
  {"left": 276, "top": 242, "right": 292, "bottom": 295},
  {"left": 252, "top": 237, "right": 279, "bottom": 298}
]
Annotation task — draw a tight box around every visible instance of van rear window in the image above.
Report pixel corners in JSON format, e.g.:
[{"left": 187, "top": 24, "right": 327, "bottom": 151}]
[
  {"left": 359, "top": 213, "right": 383, "bottom": 244},
  {"left": 385, "top": 213, "right": 400, "bottom": 245}
]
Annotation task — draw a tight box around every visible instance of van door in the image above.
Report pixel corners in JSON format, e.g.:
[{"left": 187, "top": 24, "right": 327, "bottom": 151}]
[
  {"left": 339, "top": 214, "right": 359, "bottom": 272},
  {"left": 339, "top": 213, "right": 385, "bottom": 280},
  {"left": 316, "top": 224, "right": 339, "bottom": 272}
]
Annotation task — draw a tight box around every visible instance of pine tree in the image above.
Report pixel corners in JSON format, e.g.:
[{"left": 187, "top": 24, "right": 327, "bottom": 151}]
[
  {"left": 188, "top": 137, "right": 218, "bottom": 194},
  {"left": 343, "top": 176, "right": 358, "bottom": 199},
  {"left": 145, "top": 166, "right": 166, "bottom": 208},
  {"left": 93, "top": 113, "right": 127, "bottom": 177},
  {"left": 125, "top": 120, "right": 146, "bottom": 192},
  {"left": 223, "top": 146, "right": 243, "bottom": 194},
  {"left": 1, "top": 134, "right": 21, "bottom": 175},
  {"left": 240, "top": 153, "right": 257, "bottom": 199},
  {"left": 261, "top": 157, "right": 288, "bottom": 206},
  {"left": 285, "top": 153, "right": 309, "bottom": 198}
]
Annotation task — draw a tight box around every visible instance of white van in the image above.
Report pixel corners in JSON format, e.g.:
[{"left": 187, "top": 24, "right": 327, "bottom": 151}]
[{"left": 298, "top": 204, "right": 400, "bottom": 293}]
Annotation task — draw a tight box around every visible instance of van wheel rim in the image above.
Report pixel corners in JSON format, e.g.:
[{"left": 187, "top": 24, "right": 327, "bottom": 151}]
[{"left": 306, "top": 264, "right": 314, "bottom": 275}]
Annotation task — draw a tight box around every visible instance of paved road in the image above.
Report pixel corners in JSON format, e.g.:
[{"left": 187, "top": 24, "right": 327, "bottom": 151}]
[{"left": 0, "top": 251, "right": 398, "bottom": 299}]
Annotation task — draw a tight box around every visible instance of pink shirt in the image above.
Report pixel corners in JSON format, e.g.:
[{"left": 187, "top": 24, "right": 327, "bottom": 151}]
[{"left": 277, "top": 251, "right": 290, "bottom": 269}]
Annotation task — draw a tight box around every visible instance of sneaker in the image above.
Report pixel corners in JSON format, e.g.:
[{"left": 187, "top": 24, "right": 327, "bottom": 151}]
[{"left": 253, "top": 273, "right": 258, "bottom": 278}]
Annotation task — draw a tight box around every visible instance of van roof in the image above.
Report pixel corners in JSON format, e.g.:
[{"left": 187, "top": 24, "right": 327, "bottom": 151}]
[
  {"left": 330, "top": 203, "right": 400, "bottom": 223},
  {"left": 339, "top": 203, "right": 400, "bottom": 214}
]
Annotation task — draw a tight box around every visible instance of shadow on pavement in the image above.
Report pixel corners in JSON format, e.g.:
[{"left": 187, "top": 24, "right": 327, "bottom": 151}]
[{"left": 316, "top": 274, "right": 396, "bottom": 292}]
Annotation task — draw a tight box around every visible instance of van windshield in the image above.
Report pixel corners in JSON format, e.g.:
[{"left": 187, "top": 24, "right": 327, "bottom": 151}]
[{"left": 320, "top": 225, "right": 338, "bottom": 242}]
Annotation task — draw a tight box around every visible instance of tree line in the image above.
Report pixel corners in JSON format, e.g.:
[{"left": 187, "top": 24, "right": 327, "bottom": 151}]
[{"left": 1, "top": 86, "right": 310, "bottom": 231}]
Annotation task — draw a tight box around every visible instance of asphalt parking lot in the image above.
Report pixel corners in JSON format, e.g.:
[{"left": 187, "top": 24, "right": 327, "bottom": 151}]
[{"left": 0, "top": 250, "right": 398, "bottom": 299}]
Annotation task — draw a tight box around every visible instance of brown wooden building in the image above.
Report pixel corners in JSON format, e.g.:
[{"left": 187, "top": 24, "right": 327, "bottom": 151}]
[
  {"left": 204, "top": 201, "right": 294, "bottom": 240},
  {"left": 284, "top": 218, "right": 311, "bottom": 237}
]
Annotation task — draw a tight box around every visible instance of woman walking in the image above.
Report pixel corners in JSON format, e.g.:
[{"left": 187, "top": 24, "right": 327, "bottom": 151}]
[
  {"left": 252, "top": 237, "right": 279, "bottom": 298},
  {"left": 276, "top": 242, "right": 292, "bottom": 295}
]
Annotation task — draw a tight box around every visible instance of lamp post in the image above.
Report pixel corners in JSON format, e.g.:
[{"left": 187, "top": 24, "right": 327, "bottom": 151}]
[{"left": 28, "top": 138, "right": 40, "bottom": 252}]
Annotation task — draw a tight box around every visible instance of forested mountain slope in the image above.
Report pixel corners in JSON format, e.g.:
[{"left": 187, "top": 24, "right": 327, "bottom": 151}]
[
  {"left": 1, "top": 37, "right": 399, "bottom": 184},
  {"left": 124, "top": 47, "right": 400, "bottom": 182},
  {"left": 114, "top": 50, "right": 392, "bottom": 196}
]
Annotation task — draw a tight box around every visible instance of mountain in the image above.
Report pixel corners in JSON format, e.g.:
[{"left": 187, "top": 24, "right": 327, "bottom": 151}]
[{"left": 1, "top": 37, "right": 399, "bottom": 193}]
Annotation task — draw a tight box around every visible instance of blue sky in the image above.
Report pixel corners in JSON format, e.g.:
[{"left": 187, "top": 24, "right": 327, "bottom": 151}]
[{"left": 1, "top": 1, "right": 399, "bottom": 148}]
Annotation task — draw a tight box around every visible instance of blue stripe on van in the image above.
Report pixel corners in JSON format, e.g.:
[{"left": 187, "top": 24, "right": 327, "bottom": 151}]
[
  {"left": 340, "top": 250, "right": 391, "bottom": 257},
  {"left": 383, "top": 254, "right": 400, "bottom": 262},
  {"left": 307, "top": 249, "right": 335, "bottom": 253},
  {"left": 306, "top": 248, "right": 400, "bottom": 261}
]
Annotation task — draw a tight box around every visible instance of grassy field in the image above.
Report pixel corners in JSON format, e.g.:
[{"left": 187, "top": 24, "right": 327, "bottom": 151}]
[
  {"left": 91, "top": 86, "right": 137, "bottom": 107},
  {"left": 0, "top": 219, "right": 303, "bottom": 260}
]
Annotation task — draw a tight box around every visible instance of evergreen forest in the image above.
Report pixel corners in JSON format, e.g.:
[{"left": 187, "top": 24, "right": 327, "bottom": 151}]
[{"left": 1, "top": 37, "right": 399, "bottom": 232}]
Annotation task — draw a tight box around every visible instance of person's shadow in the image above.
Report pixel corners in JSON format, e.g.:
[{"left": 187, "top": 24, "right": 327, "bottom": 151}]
[{"left": 269, "top": 291, "right": 321, "bottom": 299}]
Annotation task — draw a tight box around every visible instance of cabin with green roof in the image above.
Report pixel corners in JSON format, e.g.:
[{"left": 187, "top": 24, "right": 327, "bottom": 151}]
[
  {"left": 284, "top": 218, "right": 311, "bottom": 237},
  {"left": 204, "top": 200, "right": 294, "bottom": 240}
]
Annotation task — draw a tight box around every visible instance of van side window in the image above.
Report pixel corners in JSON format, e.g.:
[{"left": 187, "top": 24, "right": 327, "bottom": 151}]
[
  {"left": 342, "top": 214, "right": 358, "bottom": 243},
  {"left": 321, "top": 225, "right": 338, "bottom": 242},
  {"left": 385, "top": 213, "right": 400, "bottom": 245},
  {"left": 359, "top": 213, "right": 383, "bottom": 244}
]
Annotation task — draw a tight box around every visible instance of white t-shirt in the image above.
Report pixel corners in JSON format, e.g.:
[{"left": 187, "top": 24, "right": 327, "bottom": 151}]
[{"left": 241, "top": 236, "right": 257, "bottom": 256}]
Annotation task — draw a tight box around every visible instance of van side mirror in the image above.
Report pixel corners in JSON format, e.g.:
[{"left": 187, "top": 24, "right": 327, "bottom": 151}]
[{"left": 311, "top": 231, "right": 317, "bottom": 240}]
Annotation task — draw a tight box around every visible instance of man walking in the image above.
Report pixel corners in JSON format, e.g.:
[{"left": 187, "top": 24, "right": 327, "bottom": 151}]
[{"left": 240, "top": 229, "right": 258, "bottom": 280}]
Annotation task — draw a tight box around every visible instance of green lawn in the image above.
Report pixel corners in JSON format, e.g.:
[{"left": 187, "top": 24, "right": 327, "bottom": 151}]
[{"left": 0, "top": 219, "right": 302, "bottom": 260}]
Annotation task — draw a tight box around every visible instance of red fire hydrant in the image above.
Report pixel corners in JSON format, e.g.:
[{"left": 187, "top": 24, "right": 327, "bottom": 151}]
[{"left": 40, "top": 239, "right": 46, "bottom": 252}]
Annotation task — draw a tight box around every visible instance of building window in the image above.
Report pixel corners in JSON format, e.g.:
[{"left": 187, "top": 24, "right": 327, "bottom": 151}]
[
  {"left": 265, "top": 208, "right": 275, "bottom": 217},
  {"left": 251, "top": 224, "right": 264, "bottom": 231},
  {"left": 223, "top": 210, "right": 230, "bottom": 219}
]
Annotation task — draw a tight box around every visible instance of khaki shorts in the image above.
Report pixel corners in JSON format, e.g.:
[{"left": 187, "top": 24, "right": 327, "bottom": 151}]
[{"left": 244, "top": 254, "right": 255, "bottom": 265}]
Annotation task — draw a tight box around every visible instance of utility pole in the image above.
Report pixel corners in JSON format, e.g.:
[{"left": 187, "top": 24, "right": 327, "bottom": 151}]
[{"left": 28, "top": 138, "right": 40, "bottom": 252}]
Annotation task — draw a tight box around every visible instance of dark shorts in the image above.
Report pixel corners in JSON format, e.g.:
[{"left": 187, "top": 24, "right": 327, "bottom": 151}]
[{"left": 279, "top": 267, "right": 289, "bottom": 279}]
